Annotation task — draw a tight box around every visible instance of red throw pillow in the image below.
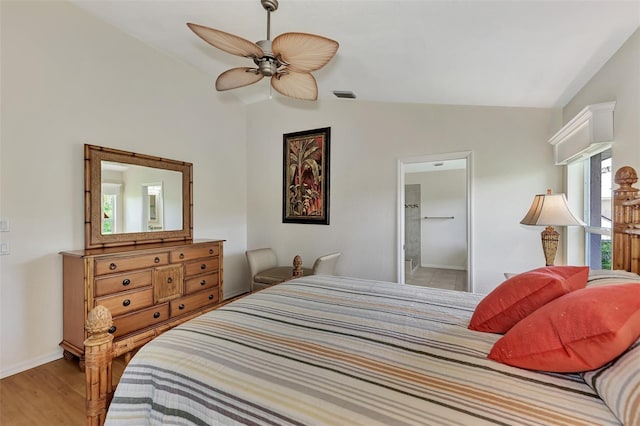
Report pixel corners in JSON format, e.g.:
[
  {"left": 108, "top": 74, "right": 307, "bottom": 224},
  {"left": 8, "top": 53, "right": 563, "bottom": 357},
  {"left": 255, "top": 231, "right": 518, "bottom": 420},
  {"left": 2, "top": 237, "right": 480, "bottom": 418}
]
[
  {"left": 468, "top": 266, "right": 589, "bottom": 333},
  {"left": 488, "top": 284, "right": 640, "bottom": 372}
]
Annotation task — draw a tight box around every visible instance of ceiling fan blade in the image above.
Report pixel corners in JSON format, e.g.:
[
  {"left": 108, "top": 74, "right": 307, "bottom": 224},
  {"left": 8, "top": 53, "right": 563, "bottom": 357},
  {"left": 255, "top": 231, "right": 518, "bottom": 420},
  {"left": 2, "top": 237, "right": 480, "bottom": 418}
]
[
  {"left": 216, "top": 67, "right": 264, "bottom": 91},
  {"left": 187, "top": 23, "right": 264, "bottom": 59},
  {"left": 272, "top": 32, "right": 339, "bottom": 72},
  {"left": 271, "top": 70, "right": 318, "bottom": 101}
]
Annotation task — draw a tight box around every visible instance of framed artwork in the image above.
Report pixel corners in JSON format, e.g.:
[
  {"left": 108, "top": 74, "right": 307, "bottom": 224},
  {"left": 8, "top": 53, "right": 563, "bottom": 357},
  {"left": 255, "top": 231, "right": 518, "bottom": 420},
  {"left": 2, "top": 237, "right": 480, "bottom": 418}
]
[{"left": 283, "top": 127, "right": 330, "bottom": 225}]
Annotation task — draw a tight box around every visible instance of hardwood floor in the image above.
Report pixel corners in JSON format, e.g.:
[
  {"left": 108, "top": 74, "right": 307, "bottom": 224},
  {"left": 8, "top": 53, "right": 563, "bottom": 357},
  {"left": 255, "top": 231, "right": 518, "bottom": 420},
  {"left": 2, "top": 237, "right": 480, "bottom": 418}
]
[
  {"left": 0, "top": 294, "right": 250, "bottom": 425},
  {"left": 0, "top": 356, "right": 125, "bottom": 426}
]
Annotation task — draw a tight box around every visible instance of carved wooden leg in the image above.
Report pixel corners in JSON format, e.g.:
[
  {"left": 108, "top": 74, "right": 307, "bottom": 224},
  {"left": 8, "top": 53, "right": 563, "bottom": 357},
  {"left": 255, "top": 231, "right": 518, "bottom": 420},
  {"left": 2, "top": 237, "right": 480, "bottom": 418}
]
[
  {"left": 62, "top": 349, "right": 86, "bottom": 371},
  {"left": 62, "top": 349, "right": 76, "bottom": 361},
  {"left": 85, "top": 305, "right": 114, "bottom": 426}
]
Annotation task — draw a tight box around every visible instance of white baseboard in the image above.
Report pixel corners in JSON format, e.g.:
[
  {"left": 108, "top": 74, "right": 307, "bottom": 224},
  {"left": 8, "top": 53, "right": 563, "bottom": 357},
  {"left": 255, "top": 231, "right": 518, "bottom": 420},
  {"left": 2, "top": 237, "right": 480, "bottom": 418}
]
[
  {"left": 223, "top": 287, "right": 250, "bottom": 300},
  {"left": 1, "top": 349, "right": 63, "bottom": 379},
  {"left": 422, "top": 263, "right": 466, "bottom": 271}
]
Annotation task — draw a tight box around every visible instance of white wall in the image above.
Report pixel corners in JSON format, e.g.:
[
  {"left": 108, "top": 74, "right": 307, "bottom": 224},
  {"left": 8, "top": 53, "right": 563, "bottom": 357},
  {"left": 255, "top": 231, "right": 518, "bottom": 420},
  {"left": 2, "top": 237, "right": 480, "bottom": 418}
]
[
  {"left": 246, "top": 99, "right": 563, "bottom": 294},
  {"left": 563, "top": 28, "right": 640, "bottom": 174},
  {"left": 0, "top": 1, "right": 248, "bottom": 378},
  {"left": 406, "top": 169, "right": 467, "bottom": 270}
]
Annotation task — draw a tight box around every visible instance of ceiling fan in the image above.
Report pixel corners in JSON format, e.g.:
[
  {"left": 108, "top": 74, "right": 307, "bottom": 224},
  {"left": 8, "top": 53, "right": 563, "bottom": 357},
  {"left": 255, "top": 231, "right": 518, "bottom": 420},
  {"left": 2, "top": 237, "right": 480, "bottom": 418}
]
[{"left": 187, "top": 0, "right": 339, "bottom": 101}]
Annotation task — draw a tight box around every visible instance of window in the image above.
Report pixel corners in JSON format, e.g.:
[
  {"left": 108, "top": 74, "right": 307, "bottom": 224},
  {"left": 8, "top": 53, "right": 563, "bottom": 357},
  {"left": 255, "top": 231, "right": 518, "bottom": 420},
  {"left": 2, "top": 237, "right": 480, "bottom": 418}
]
[{"left": 567, "top": 148, "right": 612, "bottom": 270}]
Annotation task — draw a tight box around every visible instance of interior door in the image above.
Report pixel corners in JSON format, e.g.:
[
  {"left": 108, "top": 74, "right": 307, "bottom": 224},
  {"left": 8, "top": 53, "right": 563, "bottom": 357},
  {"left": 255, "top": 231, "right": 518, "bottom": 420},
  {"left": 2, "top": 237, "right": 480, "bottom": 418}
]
[{"left": 397, "top": 152, "right": 472, "bottom": 291}]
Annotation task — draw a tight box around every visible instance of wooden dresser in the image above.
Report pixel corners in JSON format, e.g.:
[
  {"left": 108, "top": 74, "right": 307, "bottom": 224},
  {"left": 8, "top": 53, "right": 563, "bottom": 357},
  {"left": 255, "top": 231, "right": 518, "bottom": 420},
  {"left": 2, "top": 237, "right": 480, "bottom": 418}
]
[{"left": 60, "top": 239, "right": 223, "bottom": 366}]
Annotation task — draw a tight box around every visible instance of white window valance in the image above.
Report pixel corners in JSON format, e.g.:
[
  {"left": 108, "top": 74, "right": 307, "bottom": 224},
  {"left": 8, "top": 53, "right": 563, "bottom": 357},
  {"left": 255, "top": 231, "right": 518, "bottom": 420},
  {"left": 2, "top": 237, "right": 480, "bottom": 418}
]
[{"left": 548, "top": 101, "right": 616, "bottom": 165}]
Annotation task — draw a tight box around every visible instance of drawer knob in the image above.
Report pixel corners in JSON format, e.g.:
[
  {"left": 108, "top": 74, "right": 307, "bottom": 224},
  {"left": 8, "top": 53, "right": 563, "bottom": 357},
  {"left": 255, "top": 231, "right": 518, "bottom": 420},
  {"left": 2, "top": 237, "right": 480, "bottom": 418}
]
[
  {"left": 201, "top": 263, "right": 206, "bottom": 270},
  {"left": 108, "top": 326, "right": 116, "bottom": 334},
  {"left": 109, "top": 263, "right": 117, "bottom": 270},
  {"left": 200, "top": 279, "right": 206, "bottom": 286},
  {"left": 179, "top": 304, "right": 185, "bottom": 310},
  {"left": 154, "top": 257, "right": 160, "bottom": 263},
  {"left": 179, "top": 253, "right": 185, "bottom": 259},
  {"left": 122, "top": 279, "right": 131, "bottom": 286},
  {"left": 209, "top": 294, "right": 214, "bottom": 300},
  {"left": 209, "top": 249, "right": 214, "bottom": 254},
  {"left": 167, "top": 277, "right": 173, "bottom": 284},
  {"left": 153, "top": 312, "right": 161, "bottom": 319},
  {"left": 123, "top": 299, "right": 131, "bottom": 307}
]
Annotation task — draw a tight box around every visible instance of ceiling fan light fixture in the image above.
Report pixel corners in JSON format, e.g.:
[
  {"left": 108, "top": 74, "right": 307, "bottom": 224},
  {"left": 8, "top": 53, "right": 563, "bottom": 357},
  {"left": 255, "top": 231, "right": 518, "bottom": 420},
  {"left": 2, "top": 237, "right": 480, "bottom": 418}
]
[{"left": 258, "top": 59, "right": 278, "bottom": 76}]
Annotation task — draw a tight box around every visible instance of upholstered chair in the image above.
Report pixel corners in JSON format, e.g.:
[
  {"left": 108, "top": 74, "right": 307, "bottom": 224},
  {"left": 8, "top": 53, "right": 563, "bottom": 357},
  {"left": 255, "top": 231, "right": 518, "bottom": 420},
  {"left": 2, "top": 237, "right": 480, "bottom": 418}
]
[{"left": 310, "top": 252, "right": 341, "bottom": 275}]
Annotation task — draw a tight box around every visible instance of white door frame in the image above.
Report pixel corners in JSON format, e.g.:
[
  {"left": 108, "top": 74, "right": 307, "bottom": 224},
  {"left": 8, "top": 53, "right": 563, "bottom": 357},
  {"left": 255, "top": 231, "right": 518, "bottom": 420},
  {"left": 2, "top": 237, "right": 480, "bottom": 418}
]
[{"left": 397, "top": 151, "right": 473, "bottom": 291}]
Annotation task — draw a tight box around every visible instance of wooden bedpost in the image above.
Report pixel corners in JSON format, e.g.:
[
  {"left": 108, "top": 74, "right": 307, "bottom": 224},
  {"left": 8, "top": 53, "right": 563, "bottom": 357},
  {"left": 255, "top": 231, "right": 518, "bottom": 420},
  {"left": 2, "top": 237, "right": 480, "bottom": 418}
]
[
  {"left": 613, "top": 166, "right": 640, "bottom": 273},
  {"left": 84, "top": 305, "right": 114, "bottom": 426}
]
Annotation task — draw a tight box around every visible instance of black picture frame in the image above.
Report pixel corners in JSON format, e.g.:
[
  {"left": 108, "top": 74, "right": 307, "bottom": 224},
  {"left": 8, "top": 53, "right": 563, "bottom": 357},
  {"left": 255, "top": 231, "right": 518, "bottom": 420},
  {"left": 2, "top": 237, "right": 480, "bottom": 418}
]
[{"left": 282, "top": 127, "right": 330, "bottom": 225}]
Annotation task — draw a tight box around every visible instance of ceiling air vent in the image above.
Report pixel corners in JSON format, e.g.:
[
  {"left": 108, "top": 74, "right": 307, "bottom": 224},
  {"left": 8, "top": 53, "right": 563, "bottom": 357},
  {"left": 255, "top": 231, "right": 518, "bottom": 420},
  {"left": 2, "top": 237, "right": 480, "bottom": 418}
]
[{"left": 333, "top": 90, "right": 356, "bottom": 99}]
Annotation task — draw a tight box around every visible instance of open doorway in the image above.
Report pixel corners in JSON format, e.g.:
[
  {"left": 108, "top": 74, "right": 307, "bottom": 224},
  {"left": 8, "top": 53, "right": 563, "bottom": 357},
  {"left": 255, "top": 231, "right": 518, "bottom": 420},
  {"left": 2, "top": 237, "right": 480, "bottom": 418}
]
[{"left": 397, "top": 152, "right": 472, "bottom": 292}]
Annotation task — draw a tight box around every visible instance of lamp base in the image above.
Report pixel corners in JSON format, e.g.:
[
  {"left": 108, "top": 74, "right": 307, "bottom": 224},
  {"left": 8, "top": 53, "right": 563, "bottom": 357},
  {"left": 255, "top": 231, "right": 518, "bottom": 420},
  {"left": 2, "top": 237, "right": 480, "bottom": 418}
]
[{"left": 541, "top": 225, "right": 559, "bottom": 266}]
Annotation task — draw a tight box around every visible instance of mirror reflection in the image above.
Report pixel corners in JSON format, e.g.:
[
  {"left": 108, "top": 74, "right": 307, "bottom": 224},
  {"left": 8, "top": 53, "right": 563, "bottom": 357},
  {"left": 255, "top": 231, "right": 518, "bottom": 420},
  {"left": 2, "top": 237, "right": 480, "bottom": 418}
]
[{"left": 101, "top": 161, "right": 183, "bottom": 234}]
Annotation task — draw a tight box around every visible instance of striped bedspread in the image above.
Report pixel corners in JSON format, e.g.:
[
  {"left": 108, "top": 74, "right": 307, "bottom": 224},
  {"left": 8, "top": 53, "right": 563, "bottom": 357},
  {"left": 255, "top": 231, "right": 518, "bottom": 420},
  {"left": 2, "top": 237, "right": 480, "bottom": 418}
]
[{"left": 106, "top": 275, "right": 619, "bottom": 425}]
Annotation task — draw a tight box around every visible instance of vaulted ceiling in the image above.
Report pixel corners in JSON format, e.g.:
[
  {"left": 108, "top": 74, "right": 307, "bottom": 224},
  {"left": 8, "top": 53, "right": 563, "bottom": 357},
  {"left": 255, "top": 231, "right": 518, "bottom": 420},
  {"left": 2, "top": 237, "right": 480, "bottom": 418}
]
[{"left": 71, "top": 0, "right": 640, "bottom": 107}]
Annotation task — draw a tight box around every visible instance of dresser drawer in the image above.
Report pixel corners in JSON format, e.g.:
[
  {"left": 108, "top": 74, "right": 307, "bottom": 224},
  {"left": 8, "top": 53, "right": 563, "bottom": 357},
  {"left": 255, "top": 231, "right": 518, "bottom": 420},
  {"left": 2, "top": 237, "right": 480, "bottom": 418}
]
[
  {"left": 170, "top": 289, "right": 219, "bottom": 318},
  {"left": 109, "top": 304, "right": 170, "bottom": 338},
  {"left": 170, "top": 244, "right": 220, "bottom": 263},
  {"left": 95, "top": 288, "right": 154, "bottom": 317},
  {"left": 95, "top": 253, "right": 169, "bottom": 276},
  {"left": 185, "top": 272, "right": 218, "bottom": 294},
  {"left": 95, "top": 270, "right": 152, "bottom": 297},
  {"left": 184, "top": 257, "right": 219, "bottom": 277}
]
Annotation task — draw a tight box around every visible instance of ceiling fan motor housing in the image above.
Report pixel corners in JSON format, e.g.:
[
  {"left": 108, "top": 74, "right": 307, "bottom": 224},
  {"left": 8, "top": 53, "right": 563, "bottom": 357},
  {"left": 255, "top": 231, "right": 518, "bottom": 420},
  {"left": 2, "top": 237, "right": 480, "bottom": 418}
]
[{"left": 255, "top": 39, "right": 278, "bottom": 76}]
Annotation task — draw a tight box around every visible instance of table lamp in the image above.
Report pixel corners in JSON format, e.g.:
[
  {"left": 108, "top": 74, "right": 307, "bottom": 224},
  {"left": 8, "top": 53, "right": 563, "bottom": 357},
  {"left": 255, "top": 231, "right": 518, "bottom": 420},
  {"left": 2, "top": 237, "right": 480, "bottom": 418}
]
[{"left": 520, "top": 189, "right": 585, "bottom": 266}]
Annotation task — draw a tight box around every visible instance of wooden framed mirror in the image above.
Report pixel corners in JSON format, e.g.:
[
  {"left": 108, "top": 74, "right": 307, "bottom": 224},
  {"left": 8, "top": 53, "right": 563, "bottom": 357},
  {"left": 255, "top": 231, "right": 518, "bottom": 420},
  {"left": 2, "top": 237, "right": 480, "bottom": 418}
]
[{"left": 85, "top": 144, "right": 193, "bottom": 249}]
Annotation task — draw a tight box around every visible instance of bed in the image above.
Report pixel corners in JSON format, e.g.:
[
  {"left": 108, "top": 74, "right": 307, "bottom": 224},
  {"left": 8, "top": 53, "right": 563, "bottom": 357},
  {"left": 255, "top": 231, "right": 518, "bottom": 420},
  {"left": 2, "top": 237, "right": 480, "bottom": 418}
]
[{"left": 84, "top": 166, "right": 640, "bottom": 425}]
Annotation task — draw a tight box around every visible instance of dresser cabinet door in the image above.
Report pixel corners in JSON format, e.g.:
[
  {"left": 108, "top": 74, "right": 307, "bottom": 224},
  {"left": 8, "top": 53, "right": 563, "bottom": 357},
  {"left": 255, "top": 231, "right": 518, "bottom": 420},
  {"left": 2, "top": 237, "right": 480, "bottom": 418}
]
[{"left": 154, "top": 264, "right": 184, "bottom": 303}]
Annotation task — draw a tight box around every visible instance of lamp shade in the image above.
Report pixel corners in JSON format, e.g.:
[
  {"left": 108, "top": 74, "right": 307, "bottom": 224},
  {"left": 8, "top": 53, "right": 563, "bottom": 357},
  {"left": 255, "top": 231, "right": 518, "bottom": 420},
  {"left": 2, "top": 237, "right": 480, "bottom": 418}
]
[{"left": 520, "top": 191, "right": 585, "bottom": 226}]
